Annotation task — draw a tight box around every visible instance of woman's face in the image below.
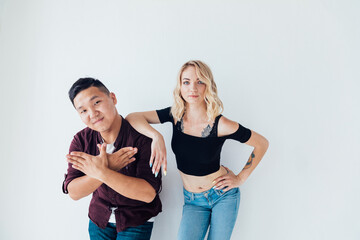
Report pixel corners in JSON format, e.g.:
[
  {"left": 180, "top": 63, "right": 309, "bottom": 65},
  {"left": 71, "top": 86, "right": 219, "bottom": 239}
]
[{"left": 180, "top": 66, "right": 206, "bottom": 105}]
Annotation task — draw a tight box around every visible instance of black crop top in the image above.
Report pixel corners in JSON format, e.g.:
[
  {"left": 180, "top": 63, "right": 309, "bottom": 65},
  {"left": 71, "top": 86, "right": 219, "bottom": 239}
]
[{"left": 156, "top": 107, "right": 252, "bottom": 176}]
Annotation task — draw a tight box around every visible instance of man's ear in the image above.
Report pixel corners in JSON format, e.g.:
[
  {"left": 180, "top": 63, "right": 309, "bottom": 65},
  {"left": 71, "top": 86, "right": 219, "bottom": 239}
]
[{"left": 110, "top": 92, "right": 117, "bottom": 105}]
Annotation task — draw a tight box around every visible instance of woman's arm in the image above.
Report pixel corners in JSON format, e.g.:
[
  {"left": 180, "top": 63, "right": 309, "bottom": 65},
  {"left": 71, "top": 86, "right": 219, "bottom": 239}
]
[
  {"left": 126, "top": 111, "right": 167, "bottom": 176},
  {"left": 214, "top": 116, "right": 269, "bottom": 191},
  {"left": 237, "top": 130, "right": 269, "bottom": 184}
]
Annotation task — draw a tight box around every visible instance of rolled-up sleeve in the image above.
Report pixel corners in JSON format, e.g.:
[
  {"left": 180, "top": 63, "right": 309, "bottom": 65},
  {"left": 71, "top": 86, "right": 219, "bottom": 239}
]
[
  {"left": 62, "top": 135, "right": 85, "bottom": 194},
  {"left": 135, "top": 137, "right": 162, "bottom": 193}
]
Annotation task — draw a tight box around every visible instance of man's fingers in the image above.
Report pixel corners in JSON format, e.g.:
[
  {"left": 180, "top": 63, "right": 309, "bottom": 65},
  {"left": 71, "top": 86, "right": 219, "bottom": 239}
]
[
  {"left": 99, "top": 143, "right": 107, "bottom": 157},
  {"left": 71, "top": 164, "right": 82, "bottom": 171},
  {"left": 70, "top": 151, "right": 88, "bottom": 158},
  {"left": 115, "top": 148, "right": 137, "bottom": 161},
  {"left": 102, "top": 143, "right": 107, "bottom": 150},
  {"left": 67, "top": 154, "right": 85, "bottom": 162},
  {"left": 126, "top": 148, "right": 137, "bottom": 159},
  {"left": 115, "top": 147, "right": 134, "bottom": 157},
  {"left": 122, "top": 157, "right": 136, "bottom": 169},
  {"left": 67, "top": 157, "right": 84, "bottom": 169},
  {"left": 128, "top": 157, "right": 136, "bottom": 165}
]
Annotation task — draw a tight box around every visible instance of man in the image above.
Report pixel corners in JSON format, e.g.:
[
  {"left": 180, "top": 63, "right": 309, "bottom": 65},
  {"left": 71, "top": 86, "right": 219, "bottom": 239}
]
[{"left": 62, "top": 78, "right": 162, "bottom": 240}]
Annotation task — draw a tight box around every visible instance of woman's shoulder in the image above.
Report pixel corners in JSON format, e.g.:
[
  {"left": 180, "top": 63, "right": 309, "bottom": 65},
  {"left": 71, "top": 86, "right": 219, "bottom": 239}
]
[
  {"left": 217, "top": 115, "right": 239, "bottom": 137},
  {"left": 156, "top": 106, "right": 174, "bottom": 124}
]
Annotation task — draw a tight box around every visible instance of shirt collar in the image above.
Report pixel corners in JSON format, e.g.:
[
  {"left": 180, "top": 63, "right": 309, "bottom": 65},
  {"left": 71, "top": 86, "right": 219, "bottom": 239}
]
[{"left": 95, "top": 115, "right": 125, "bottom": 150}]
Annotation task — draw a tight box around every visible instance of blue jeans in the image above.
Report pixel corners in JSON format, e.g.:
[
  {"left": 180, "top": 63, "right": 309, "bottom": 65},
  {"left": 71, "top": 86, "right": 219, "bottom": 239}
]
[
  {"left": 89, "top": 220, "right": 153, "bottom": 240},
  {"left": 178, "top": 187, "right": 240, "bottom": 240}
]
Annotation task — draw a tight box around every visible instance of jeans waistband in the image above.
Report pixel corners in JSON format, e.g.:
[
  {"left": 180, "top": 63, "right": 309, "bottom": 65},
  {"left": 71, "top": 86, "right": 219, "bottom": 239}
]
[{"left": 183, "top": 187, "right": 224, "bottom": 199}]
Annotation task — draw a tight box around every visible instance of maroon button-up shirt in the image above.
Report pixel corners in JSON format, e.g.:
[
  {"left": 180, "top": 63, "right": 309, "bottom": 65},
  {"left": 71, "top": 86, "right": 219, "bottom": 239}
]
[{"left": 62, "top": 117, "right": 162, "bottom": 232}]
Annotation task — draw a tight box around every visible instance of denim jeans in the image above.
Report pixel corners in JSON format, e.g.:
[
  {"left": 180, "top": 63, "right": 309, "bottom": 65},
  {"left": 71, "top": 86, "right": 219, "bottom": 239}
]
[
  {"left": 178, "top": 187, "right": 240, "bottom": 240},
  {"left": 89, "top": 220, "right": 153, "bottom": 240}
]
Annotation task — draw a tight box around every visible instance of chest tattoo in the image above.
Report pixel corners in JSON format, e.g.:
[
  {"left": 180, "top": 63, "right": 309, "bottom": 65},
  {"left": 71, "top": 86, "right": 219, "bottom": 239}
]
[
  {"left": 201, "top": 124, "right": 212, "bottom": 137},
  {"left": 179, "top": 117, "right": 213, "bottom": 138}
]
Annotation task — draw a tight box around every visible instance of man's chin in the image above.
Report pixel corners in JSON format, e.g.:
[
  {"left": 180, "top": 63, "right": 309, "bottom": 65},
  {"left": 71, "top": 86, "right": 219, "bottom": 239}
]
[{"left": 89, "top": 125, "right": 108, "bottom": 133}]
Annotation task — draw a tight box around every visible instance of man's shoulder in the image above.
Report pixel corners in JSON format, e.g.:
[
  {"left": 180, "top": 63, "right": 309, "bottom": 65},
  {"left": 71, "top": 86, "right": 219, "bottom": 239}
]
[
  {"left": 71, "top": 127, "right": 99, "bottom": 149},
  {"left": 74, "top": 127, "right": 97, "bottom": 140}
]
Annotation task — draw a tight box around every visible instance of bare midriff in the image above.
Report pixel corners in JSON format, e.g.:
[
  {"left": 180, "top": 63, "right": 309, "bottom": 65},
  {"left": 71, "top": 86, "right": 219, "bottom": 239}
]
[{"left": 180, "top": 166, "right": 228, "bottom": 193}]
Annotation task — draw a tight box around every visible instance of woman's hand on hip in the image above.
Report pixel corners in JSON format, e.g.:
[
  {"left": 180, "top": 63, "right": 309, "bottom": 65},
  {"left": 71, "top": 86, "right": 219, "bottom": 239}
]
[{"left": 212, "top": 166, "right": 244, "bottom": 192}]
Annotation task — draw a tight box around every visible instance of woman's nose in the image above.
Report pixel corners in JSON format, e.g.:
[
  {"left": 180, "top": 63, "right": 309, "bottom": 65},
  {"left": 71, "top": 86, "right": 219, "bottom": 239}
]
[{"left": 190, "top": 83, "right": 197, "bottom": 92}]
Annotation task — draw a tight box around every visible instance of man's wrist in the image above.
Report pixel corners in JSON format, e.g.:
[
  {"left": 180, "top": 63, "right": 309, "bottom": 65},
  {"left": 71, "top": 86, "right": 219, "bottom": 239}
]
[{"left": 97, "top": 167, "right": 111, "bottom": 183}]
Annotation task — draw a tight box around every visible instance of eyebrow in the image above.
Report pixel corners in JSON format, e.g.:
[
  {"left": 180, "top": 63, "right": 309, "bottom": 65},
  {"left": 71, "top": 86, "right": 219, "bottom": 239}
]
[
  {"left": 76, "top": 95, "right": 99, "bottom": 110},
  {"left": 182, "top": 78, "right": 200, "bottom": 81}
]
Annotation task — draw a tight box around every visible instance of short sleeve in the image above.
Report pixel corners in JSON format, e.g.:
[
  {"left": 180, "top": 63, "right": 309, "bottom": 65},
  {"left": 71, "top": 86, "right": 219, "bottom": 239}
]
[
  {"left": 135, "top": 137, "right": 162, "bottom": 193},
  {"left": 62, "top": 135, "right": 85, "bottom": 194},
  {"left": 156, "top": 107, "right": 172, "bottom": 124},
  {"left": 226, "top": 123, "right": 252, "bottom": 143}
]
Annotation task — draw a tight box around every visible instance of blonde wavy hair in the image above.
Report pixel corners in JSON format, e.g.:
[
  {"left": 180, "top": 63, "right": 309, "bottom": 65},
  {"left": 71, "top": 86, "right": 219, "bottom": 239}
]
[{"left": 171, "top": 60, "right": 224, "bottom": 122}]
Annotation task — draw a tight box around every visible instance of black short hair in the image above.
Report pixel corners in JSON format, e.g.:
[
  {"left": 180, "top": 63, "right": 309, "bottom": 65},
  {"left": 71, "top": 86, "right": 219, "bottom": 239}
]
[{"left": 69, "top": 78, "right": 110, "bottom": 106}]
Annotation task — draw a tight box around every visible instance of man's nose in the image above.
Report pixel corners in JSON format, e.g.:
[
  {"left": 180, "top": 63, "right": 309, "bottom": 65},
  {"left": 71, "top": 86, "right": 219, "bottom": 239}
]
[{"left": 88, "top": 107, "right": 98, "bottom": 118}]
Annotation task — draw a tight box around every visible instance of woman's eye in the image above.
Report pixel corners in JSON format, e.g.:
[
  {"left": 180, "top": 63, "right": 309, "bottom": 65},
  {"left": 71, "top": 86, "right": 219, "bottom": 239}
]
[
  {"left": 198, "top": 80, "right": 204, "bottom": 84},
  {"left": 183, "top": 81, "right": 189, "bottom": 85}
]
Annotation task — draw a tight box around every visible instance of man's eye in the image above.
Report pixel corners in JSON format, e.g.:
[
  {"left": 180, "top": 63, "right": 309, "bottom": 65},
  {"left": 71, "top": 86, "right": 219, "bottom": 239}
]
[
  {"left": 94, "top": 100, "right": 101, "bottom": 105},
  {"left": 81, "top": 109, "right": 87, "bottom": 114}
]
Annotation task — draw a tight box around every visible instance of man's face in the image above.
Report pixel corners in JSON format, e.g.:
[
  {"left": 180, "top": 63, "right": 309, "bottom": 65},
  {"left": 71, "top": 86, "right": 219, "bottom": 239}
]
[{"left": 73, "top": 86, "right": 118, "bottom": 133}]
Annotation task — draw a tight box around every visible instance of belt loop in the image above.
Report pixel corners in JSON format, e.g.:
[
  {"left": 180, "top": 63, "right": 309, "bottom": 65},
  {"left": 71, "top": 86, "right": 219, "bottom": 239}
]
[
  {"left": 215, "top": 188, "right": 223, "bottom": 196},
  {"left": 191, "top": 193, "right": 194, "bottom": 201}
]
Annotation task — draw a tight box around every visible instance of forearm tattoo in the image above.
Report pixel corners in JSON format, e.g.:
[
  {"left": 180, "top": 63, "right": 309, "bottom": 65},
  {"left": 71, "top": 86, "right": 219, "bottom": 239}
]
[{"left": 244, "top": 152, "right": 255, "bottom": 169}]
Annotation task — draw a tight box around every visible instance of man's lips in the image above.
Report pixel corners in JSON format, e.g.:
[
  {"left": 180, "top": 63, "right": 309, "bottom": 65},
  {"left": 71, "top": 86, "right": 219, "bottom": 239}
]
[{"left": 92, "top": 117, "right": 104, "bottom": 124}]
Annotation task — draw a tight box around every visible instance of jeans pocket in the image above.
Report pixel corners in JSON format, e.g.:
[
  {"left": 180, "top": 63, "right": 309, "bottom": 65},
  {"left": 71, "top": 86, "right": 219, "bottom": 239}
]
[
  {"left": 218, "top": 187, "right": 239, "bottom": 199},
  {"left": 226, "top": 187, "right": 240, "bottom": 199}
]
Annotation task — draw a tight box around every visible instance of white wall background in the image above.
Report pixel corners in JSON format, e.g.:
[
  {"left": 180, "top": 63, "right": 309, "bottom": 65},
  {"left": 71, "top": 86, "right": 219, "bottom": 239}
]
[{"left": 0, "top": 0, "right": 359, "bottom": 239}]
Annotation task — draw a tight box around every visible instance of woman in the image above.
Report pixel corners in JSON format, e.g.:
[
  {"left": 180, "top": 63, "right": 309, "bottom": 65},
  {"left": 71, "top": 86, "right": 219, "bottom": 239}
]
[{"left": 126, "top": 60, "right": 269, "bottom": 240}]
